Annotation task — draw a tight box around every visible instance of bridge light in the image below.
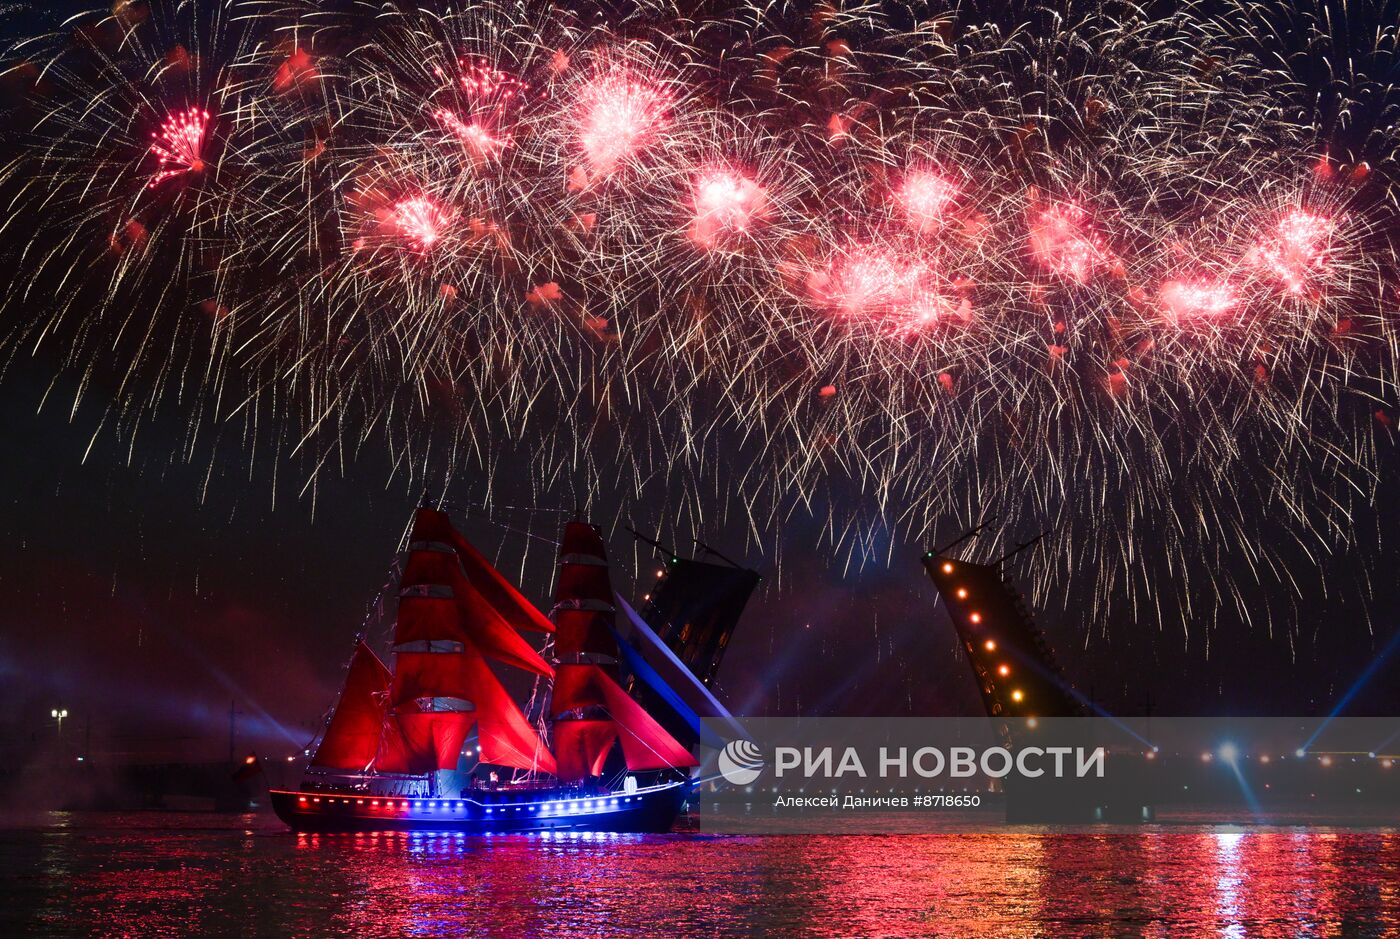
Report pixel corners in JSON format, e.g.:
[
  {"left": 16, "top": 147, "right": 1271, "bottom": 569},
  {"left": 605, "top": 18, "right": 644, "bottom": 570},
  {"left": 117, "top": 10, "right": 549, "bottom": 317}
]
[
  {"left": 942, "top": 562, "right": 954, "bottom": 573},
  {"left": 983, "top": 639, "right": 996, "bottom": 652},
  {"left": 1010, "top": 689, "right": 1024, "bottom": 703}
]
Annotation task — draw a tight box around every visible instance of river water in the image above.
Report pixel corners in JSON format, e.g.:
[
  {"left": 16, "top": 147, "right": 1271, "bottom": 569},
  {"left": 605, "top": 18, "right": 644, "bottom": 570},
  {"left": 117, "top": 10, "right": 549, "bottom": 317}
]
[{"left": 3, "top": 812, "right": 1399, "bottom": 937}]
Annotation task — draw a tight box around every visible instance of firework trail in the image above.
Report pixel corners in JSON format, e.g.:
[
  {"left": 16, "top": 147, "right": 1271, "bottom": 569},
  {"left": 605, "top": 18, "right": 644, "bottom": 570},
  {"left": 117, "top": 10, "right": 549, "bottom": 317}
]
[{"left": 0, "top": 0, "right": 1396, "bottom": 649}]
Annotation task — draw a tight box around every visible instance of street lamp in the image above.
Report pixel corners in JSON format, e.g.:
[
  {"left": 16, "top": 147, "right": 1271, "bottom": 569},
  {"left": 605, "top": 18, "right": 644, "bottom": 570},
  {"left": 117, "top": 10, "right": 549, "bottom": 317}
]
[{"left": 51, "top": 708, "right": 68, "bottom": 735}]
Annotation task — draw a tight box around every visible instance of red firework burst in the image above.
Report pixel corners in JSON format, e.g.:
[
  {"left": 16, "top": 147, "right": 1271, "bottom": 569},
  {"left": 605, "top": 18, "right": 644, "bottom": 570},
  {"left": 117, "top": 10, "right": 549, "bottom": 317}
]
[
  {"left": 147, "top": 107, "right": 210, "bottom": 188},
  {"left": 809, "top": 244, "right": 970, "bottom": 334},
  {"left": 435, "top": 109, "right": 508, "bottom": 159},
  {"left": 433, "top": 59, "right": 525, "bottom": 159},
  {"left": 689, "top": 170, "right": 767, "bottom": 248},
  {"left": 1158, "top": 278, "right": 1239, "bottom": 323},
  {"left": 1028, "top": 202, "right": 1108, "bottom": 283},
  {"left": 895, "top": 170, "right": 960, "bottom": 231},
  {"left": 1250, "top": 208, "right": 1334, "bottom": 295},
  {"left": 392, "top": 197, "right": 453, "bottom": 249},
  {"left": 577, "top": 72, "right": 672, "bottom": 176}
]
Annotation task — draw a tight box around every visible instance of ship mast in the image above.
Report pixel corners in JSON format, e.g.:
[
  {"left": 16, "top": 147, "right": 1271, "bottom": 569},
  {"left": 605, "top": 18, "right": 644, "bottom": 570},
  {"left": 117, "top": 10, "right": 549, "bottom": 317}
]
[{"left": 548, "top": 518, "right": 698, "bottom": 784}]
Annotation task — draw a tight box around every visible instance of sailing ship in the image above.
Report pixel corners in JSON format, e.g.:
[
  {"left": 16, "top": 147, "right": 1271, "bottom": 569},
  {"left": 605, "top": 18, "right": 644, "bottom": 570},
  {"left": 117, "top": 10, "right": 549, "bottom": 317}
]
[{"left": 270, "top": 507, "right": 706, "bottom": 833}]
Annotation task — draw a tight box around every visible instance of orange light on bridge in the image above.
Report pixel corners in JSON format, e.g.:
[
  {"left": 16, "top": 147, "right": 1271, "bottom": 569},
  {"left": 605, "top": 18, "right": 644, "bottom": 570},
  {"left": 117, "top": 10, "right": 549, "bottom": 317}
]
[
  {"left": 983, "top": 639, "right": 996, "bottom": 652},
  {"left": 1010, "top": 689, "right": 1024, "bottom": 703}
]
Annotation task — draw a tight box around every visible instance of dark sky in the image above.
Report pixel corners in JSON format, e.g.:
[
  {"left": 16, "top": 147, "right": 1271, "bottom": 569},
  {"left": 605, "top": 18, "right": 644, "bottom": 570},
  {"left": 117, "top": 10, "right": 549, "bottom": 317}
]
[
  {"left": 1, "top": 0, "right": 1399, "bottom": 766},
  {"left": 4, "top": 348, "right": 1399, "bottom": 766}
]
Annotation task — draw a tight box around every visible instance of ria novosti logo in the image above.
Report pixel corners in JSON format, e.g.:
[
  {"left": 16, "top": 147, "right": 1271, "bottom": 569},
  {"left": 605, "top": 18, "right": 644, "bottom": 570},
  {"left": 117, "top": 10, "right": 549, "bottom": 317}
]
[{"left": 717, "top": 739, "right": 765, "bottom": 785}]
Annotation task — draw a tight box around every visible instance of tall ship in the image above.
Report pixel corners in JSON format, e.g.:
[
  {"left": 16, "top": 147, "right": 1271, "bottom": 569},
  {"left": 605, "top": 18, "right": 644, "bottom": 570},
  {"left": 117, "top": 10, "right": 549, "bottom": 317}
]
[{"left": 271, "top": 507, "right": 719, "bottom": 833}]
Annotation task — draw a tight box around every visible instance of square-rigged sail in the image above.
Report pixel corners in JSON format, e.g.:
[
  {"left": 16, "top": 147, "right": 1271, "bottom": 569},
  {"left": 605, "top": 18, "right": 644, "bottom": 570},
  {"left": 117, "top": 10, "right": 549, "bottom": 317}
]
[{"left": 550, "top": 520, "right": 699, "bottom": 782}]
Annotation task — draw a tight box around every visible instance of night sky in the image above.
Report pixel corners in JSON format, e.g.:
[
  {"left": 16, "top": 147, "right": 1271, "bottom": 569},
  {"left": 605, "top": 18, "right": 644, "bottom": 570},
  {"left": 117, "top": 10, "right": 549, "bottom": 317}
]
[
  {"left": 2, "top": 0, "right": 1400, "bottom": 770},
  {"left": 4, "top": 346, "right": 1398, "bottom": 768}
]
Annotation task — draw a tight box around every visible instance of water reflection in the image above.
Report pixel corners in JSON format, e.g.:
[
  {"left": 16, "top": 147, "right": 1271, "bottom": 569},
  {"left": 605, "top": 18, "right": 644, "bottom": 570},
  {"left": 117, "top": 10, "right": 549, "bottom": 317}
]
[{"left": 4, "top": 814, "right": 1400, "bottom": 937}]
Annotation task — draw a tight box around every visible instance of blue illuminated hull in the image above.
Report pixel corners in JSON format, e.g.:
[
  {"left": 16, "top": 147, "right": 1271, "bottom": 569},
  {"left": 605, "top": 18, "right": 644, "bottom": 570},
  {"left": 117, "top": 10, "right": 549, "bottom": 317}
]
[{"left": 270, "top": 781, "right": 690, "bottom": 834}]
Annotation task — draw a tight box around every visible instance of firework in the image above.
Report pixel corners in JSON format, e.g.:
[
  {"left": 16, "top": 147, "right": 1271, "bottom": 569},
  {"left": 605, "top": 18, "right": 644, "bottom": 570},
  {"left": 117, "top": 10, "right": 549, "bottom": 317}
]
[
  {"left": 895, "top": 170, "right": 960, "bottom": 231},
  {"left": 147, "top": 107, "right": 211, "bottom": 188},
  {"left": 1158, "top": 278, "right": 1240, "bottom": 323},
  {"left": 0, "top": 0, "right": 1396, "bottom": 645},
  {"left": 690, "top": 170, "right": 768, "bottom": 248},
  {"left": 574, "top": 69, "right": 673, "bottom": 181},
  {"left": 1027, "top": 201, "right": 1111, "bottom": 285},
  {"left": 1250, "top": 208, "right": 1334, "bottom": 296}
]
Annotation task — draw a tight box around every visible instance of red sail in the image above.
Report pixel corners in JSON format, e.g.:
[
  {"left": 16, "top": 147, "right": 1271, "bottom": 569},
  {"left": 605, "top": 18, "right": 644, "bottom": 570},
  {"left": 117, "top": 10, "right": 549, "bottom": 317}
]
[
  {"left": 409, "top": 507, "right": 556, "bottom": 634},
  {"left": 553, "top": 608, "right": 620, "bottom": 659},
  {"left": 409, "top": 507, "right": 456, "bottom": 545},
  {"left": 553, "top": 521, "right": 620, "bottom": 664},
  {"left": 555, "top": 561, "right": 612, "bottom": 605},
  {"left": 375, "top": 707, "right": 474, "bottom": 774},
  {"left": 551, "top": 663, "right": 696, "bottom": 778},
  {"left": 412, "top": 507, "right": 554, "bottom": 633},
  {"left": 451, "top": 574, "right": 554, "bottom": 676},
  {"left": 477, "top": 700, "right": 559, "bottom": 776},
  {"left": 394, "top": 595, "right": 459, "bottom": 645},
  {"left": 559, "top": 519, "right": 608, "bottom": 563},
  {"left": 452, "top": 650, "right": 557, "bottom": 774},
  {"left": 389, "top": 650, "right": 556, "bottom": 775},
  {"left": 391, "top": 650, "right": 487, "bottom": 707},
  {"left": 395, "top": 591, "right": 554, "bottom": 677},
  {"left": 311, "top": 642, "right": 392, "bottom": 771},
  {"left": 553, "top": 720, "right": 616, "bottom": 782},
  {"left": 550, "top": 663, "right": 612, "bottom": 783},
  {"left": 595, "top": 668, "right": 698, "bottom": 772},
  {"left": 551, "top": 661, "right": 607, "bottom": 714},
  {"left": 400, "top": 547, "right": 460, "bottom": 590}
]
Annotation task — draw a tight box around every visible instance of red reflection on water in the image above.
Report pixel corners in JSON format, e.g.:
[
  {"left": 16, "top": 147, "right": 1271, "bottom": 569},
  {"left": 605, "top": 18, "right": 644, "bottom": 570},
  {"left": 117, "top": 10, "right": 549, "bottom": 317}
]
[{"left": 7, "top": 814, "right": 1400, "bottom": 937}]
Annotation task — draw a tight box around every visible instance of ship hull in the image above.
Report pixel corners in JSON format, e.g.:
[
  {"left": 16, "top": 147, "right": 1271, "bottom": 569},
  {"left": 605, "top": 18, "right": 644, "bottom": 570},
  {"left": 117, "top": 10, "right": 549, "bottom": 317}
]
[{"left": 270, "top": 780, "right": 690, "bottom": 834}]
